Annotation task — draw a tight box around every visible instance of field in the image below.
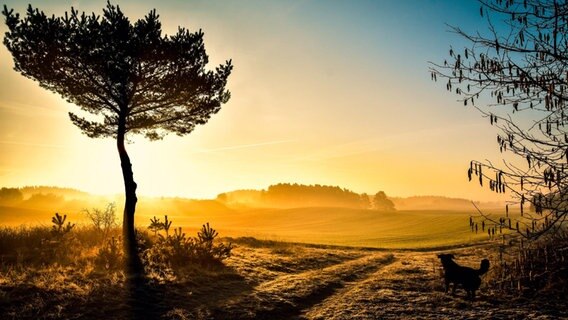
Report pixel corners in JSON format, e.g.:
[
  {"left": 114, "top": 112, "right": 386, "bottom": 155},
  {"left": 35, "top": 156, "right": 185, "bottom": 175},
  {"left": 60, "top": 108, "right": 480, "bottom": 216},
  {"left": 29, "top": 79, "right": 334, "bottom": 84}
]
[
  {"left": 1, "top": 237, "right": 564, "bottom": 319},
  {"left": 0, "top": 201, "right": 493, "bottom": 249},
  {"left": 2, "top": 201, "right": 562, "bottom": 319},
  {"left": 205, "top": 207, "right": 492, "bottom": 249}
]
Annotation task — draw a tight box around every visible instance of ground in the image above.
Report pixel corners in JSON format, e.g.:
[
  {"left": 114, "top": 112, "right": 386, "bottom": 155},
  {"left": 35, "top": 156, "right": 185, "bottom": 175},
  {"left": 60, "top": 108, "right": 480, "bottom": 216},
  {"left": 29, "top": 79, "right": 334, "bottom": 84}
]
[{"left": 0, "top": 238, "right": 564, "bottom": 319}]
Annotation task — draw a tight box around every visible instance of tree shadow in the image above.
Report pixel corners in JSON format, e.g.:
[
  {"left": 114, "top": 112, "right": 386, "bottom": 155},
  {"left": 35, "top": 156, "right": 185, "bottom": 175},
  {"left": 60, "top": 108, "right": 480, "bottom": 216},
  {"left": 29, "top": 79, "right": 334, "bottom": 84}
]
[
  {"left": 125, "top": 262, "right": 253, "bottom": 319},
  {"left": 1, "top": 262, "right": 252, "bottom": 319},
  {"left": 126, "top": 272, "right": 161, "bottom": 319}
]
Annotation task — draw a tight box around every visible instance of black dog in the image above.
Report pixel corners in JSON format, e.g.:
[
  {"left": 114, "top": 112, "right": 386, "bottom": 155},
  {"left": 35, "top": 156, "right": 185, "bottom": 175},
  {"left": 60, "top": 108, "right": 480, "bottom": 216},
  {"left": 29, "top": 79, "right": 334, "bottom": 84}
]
[{"left": 437, "top": 254, "right": 490, "bottom": 299}]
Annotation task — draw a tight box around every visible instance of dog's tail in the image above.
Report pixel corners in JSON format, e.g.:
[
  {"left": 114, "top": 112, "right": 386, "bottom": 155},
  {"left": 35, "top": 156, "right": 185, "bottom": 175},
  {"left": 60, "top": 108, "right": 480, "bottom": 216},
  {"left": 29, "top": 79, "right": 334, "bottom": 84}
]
[{"left": 477, "top": 259, "right": 490, "bottom": 275}]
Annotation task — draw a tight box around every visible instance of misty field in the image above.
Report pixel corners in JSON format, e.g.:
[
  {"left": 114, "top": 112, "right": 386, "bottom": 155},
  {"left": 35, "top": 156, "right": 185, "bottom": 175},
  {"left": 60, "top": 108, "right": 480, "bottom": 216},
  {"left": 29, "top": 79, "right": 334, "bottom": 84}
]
[
  {"left": 0, "top": 201, "right": 493, "bottom": 249},
  {"left": 186, "top": 207, "right": 494, "bottom": 249}
]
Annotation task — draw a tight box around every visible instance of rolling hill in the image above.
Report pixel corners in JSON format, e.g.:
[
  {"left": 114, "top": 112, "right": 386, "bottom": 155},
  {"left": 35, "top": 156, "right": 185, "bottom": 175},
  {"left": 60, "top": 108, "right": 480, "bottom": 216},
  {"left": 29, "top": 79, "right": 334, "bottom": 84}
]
[{"left": 0, "top": 185, "right": 502, "bottom": 249}]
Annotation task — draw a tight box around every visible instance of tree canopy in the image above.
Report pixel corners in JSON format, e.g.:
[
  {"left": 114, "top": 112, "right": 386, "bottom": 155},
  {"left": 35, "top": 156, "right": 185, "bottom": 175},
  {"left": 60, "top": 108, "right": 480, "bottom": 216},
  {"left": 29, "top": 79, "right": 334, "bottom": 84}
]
[
  {"left": 373, "top": 191, "right": 395, "bottom": 211},
  {"left": 3, "top": 3, "right": 232, "bottom": 140}
]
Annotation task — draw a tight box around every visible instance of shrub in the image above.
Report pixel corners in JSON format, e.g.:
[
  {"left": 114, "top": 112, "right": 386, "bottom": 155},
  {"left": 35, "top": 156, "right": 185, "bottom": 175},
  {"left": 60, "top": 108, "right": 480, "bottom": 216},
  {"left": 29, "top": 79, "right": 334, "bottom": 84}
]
[
  {"left": 83, "top": 203, "right": 117, "bottom": 242},
  {"left": 194, "top": 223, "right": 233, "bottom": 263},
  {"left": 142, "top": 216, "right": 234, "bottom": 274},
  {"left": 148, "top": 216, "right": 162, "bottom": 236},
  {"left": 42, "top": 213, "right": 77, "bottom": 264},
  {"left": 50, "top": 212, "right": 75, "bottom": 238},
  {"left": 95, "top": 236, "right": 122, "bottom": 270}
]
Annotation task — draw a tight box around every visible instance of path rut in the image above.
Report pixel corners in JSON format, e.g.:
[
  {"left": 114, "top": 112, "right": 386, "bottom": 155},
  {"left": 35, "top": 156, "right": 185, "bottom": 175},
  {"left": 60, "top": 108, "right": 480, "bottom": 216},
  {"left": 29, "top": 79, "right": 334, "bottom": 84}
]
[{"left": 213, "top": 253, "right": 396, "bottom": 319}]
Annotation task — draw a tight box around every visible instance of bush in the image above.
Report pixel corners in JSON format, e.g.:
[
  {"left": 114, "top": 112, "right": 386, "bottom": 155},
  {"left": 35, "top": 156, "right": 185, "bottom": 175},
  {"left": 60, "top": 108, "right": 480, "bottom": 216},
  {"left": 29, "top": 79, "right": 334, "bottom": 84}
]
[
  {"left": 83, "top": 202, "right": 117, "bottom": 242},
  {"left": 0, "top": 212, "right": 233, "bottom": 275},
  {"left": 43, "top": 213, "right": 77, "bottom": 264},
  {"left": 94, "top": 236, "right": 122, "bottom": 270},
  {"left": 194, "top": 223, "right": 233, "bottom": 263},
  {"left": 142, "top": 216, "right": 234, "bottom": 274}
]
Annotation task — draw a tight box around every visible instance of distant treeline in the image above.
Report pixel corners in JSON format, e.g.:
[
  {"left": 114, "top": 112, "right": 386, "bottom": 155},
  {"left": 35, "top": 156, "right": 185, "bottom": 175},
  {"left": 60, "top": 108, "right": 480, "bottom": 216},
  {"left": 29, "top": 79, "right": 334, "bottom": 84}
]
[
  {"left": 264, "top": 183, "right": 365, "bottom": 208},
  {"left": 390, "top": 196, "right": 503, "bottom": 211},
  {"left": 0, "top": 186, "right": 88, "bottom": 203},
  {"left": 1, "top": 185, "right": 504, "bottom": 213},
  {"left": 0, "top": 186, "right": 107, "bottom": 213},
  {"left": 217, "top": 183, "right": 395, "bottom": 210},
  {"left": 0, "top": 186, "right": 231, "bottom": 226},
  {"left": 0, "top": 187, "right": 24, "bottom": 204},
  {"left": 18, "top": 186, "right": 88, "bottom": 197}
]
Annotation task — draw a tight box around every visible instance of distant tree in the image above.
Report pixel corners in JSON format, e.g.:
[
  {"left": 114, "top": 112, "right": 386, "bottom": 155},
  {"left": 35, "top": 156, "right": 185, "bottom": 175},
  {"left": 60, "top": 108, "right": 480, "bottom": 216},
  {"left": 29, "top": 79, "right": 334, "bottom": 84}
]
[
  {"left": 360, "top": 193, "right": 371, "bottom": 209},
  {"left": 430, "top": 0, "right": 568, "bottom": 240},
  {"left": 216, "top": 193, "right": 228, "bottom": 203},
  {"left": 0, "top": 187, "right": 23, "bottom": 205},
  {"left": 373, "top": 191, "right": 395, "bottom": 211},
  {"left": 2, "top": 3, "right": 232, "bottom": 273}
]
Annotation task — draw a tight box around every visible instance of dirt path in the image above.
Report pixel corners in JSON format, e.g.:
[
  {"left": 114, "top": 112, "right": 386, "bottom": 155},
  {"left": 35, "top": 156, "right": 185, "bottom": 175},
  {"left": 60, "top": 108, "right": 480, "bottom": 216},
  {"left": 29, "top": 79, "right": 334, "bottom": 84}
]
[
  {"left": 214, "top": 252, "right": 395, "bottom": 319},
  {"left": 301, "top": 251, "right": 563, "bottom": 320},
  {"left": 302, "top": 252, "right": 447, "bottom": 319},
  {"left": 203, "top": 247, "right": 565, "bottom": 320}
]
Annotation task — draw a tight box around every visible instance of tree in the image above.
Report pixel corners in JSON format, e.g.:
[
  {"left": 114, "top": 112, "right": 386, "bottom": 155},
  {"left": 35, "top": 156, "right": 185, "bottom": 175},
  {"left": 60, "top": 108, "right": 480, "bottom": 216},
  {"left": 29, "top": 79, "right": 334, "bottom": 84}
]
[
  {"left": 2, "top": 3, "right": 232, "bottom": 273},
  {"left": 0, "top": 187, "right": 23, "bottom": 205},
  {"left": 431, "top": 0, "right": 568, "bottom": 240},
  {"left": 84, "top": 202, "right": 118, "bottom": 241},
  {"left": 360, "top": 192, "right": 371, "bottom": 209},
  {"left": 373, "top": 191, "right": 395, "bottom": 211}
]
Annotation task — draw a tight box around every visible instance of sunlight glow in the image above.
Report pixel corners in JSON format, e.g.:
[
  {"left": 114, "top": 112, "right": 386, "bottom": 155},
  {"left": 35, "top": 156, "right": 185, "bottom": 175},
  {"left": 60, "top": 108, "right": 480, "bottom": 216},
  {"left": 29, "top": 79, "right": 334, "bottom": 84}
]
[{"left": 0, "top": 0, "right": 507, "bottom": 202}]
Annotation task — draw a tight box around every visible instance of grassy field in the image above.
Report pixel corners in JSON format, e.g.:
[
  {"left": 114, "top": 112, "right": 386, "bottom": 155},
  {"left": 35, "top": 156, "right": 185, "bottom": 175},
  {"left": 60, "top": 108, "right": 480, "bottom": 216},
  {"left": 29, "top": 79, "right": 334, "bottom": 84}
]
[
  {"left": 0, "top": 202, "right": 493, "bottom": 249},
  {"left": 187, "top": 207, "right": 491, "bottom": 249},
  {"left": 0, "top": 236, "right": 564, "bottom": 319},
  {"left": 0, "top": 202, "right": 563, "bottom": 319}
]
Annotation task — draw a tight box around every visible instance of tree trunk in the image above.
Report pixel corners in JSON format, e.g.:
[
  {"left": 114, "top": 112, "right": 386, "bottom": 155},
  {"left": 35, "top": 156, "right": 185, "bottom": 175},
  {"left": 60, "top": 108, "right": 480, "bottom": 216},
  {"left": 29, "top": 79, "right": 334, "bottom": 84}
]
[{"left": 117, "top": 122, "right": 142, "bottom": 275}]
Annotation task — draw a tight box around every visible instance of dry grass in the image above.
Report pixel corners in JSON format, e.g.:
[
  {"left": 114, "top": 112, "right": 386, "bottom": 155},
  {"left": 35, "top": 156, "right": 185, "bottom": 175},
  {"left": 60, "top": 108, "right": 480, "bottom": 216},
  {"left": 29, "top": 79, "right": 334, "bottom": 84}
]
[{"left": 0, "top": 226, "right": 566, "bottom": 319}]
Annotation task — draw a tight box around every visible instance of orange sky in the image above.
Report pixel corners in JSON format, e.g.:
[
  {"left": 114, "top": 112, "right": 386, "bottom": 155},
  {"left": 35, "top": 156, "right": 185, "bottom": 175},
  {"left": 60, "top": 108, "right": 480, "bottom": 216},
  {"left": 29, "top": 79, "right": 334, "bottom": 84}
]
[{"left": 0, "top": 1, "right": 510, "bottom": 202}]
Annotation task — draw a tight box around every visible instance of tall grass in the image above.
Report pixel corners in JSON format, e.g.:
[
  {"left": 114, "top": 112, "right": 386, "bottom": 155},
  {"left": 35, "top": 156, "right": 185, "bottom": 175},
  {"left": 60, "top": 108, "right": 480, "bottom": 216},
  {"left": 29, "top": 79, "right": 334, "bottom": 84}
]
[
  {"left": 0, "top": 225, "right": 52, "bottom": 264},
  {"left": 0, "top": 215, "right": 233, "bottom": 276},
  {"left": 488, "top": 230, "right": 568, "bottom": 296},
  {"left": 0, "top": 225, "right": 118, "bottom": 267}
]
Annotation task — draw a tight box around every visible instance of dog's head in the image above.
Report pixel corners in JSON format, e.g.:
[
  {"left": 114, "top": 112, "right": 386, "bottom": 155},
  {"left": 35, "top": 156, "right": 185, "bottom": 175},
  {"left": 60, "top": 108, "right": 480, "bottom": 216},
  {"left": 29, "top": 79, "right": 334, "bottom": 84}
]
[{"left": 437, "top": 253, "right": 455, "bottom": 264}]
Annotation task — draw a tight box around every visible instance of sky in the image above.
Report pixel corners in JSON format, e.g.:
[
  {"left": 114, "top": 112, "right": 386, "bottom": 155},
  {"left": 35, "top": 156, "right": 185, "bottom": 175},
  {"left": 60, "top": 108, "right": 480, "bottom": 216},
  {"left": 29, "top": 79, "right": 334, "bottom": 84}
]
[{"left": 0, "top": 0, "right": 511, "bottom": 201}]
